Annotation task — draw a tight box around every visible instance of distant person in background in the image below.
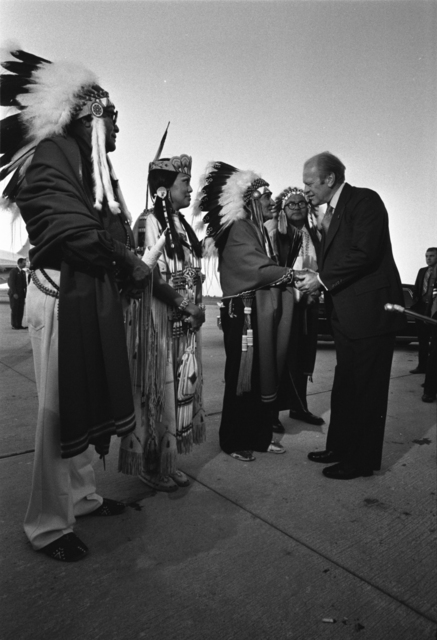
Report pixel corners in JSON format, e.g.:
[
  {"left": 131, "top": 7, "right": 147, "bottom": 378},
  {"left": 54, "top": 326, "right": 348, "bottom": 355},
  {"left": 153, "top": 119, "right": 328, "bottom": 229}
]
[
  {"left": 422, "top": 264, "right": 437, "bottom": 402},
  {"left": 272, "top": 187, "right": 324, "bottom": 430},
  {"left": 296, "top": 152, "right": 404, "bottom": 480},
  {"left": 410, "top": 247, "right": 437, "bottom": 374},
  {"left": 8, "top": 257, "right": 27, "bottom": 329}
]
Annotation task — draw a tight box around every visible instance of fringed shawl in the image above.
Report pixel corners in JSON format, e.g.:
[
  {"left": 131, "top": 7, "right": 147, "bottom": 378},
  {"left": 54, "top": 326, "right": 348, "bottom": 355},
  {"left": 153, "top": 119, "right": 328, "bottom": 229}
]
[
  {"left": 17, "top": 135, "right": 135, "bottom": 458},
  {"left": 219, "top": 218, "right": 294, "bottom": 403}
]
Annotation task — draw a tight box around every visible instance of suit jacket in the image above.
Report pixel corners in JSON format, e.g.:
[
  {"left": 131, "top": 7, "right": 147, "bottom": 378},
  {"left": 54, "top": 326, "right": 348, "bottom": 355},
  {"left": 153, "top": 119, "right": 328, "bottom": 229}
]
[
  {"left": 8, "top": 267, "right": 27, "bottom": 299},
  {"left": 319, "top": 183, "right": 404, "bottom": 339},
  {"left": 411, "top": 266, "right": 433, "bottom": 312}
]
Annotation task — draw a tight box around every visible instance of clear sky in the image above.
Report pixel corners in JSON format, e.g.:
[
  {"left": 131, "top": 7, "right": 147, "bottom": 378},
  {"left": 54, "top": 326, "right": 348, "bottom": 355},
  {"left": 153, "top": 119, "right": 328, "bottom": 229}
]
[{"left": 0, "top": 0, "right": 436, "bottom": 287}]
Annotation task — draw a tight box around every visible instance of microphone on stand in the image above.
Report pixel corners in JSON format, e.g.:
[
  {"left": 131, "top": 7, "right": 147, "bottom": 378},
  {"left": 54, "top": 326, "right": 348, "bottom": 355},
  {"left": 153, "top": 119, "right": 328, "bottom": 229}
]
[{"left": 384, "top": 303, "right": 437, "bottom": 326}]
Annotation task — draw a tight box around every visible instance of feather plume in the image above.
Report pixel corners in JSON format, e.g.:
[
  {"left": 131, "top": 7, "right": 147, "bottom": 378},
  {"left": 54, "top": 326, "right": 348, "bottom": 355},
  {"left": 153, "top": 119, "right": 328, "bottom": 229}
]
[
  {"left": 153, "top": 121, "right": 170, "bottom": 161},
  {"left": 91, "top": 116, "right": 120, "bottom": 214},
  {"left": 192, "top": 160, "right": 220, "bottom": 231},
  {"left": 0, "top": 114, "right": 26, "bottom": 154},
  {"left": 0, "top": 142, "right": 35, "bottom": 172},
  {"left": 0, "top": 75, "right": 30, "bottom": 106},
  {"left": 217, "top": 169, "right": 259, "bottom": 229},
  {"left": 202, "top": 237, "right": 218, "bottom": 258},
  {"left": 0, "top": 40, "right": 22, "bottom": 62},
  {"left": 91, "top": 119, "right": 104, "bottom": 209},
  {"left": 19, "top": 61, "right": 98, "bottom": 144}
]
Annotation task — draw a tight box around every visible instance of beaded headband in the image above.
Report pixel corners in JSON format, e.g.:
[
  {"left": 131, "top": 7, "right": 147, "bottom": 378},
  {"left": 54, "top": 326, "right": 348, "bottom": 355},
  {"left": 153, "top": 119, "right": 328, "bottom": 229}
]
[
  {"left": 74, "top": 87, "right": 115, "bottom": 120},
  {"left": 244, "top": 179, "right": 270, "bottom": 203},
  {"left": 281, "top": 187, "right": 306, "bottom": 208},
  {"left": 149, "top": 154, "right": 192, "bottom": 177}
]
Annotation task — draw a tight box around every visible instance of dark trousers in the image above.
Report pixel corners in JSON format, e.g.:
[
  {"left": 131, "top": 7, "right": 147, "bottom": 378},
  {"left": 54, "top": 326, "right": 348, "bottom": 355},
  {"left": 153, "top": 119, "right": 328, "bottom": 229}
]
[
  {"left": 277, "top": 300, "right": 318, "bottom": 414},
  {"left": 9, "top": 295, "right": 25, "bottom": 328},
  {"left": 326, "top": 313, "right": 395, "bottom": 470},
  {"left": 415, "top": 318, "right": 432, "bottom": 370},
  {"left": 424, "top": 327, "right": 437, "bottom": 396},
  {"left": 219, "top": 299, "right": 273, "bottom": 453}
]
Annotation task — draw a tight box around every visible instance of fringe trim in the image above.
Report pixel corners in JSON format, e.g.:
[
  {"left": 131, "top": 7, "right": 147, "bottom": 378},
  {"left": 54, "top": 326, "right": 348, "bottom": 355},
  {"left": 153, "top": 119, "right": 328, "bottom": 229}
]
[
  {"left": 143, "top": 430, "right": 161, "bottom": 475},
  {"left": 176, "top": 426, "right": 194, "bottom": 455},
  {"left": 147, "top": 301, "right": 168, "bottom": 427},
  {"left": 193, "top": 411, "right": 206, "bottom": 445},
  {"left": 118, "top": 447, "right": 143, "bottom": 475},
  {"left": 160, "top": 445, "right": 178, "bottom": 476}
]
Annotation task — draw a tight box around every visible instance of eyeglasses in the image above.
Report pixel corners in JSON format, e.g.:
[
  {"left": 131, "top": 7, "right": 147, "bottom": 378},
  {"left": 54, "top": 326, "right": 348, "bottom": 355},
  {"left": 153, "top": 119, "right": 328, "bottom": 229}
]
[
  {"left": 285, "top": 201, "right": 307, "bottom": 210},
  {"left": 104, "top": 109, "right": 118, "bottom": 125}
]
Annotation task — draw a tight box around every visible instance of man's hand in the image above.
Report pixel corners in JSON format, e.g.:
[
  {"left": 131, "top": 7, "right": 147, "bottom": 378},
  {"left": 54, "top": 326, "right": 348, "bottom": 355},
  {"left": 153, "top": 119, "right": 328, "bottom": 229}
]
[
  {"left": 294, "top": 270, "right": 321, "bottom": 296},
  {"left": 184, "top": 302, "right": 205, "bottom": 332},
  {"left": 13, "top": 293, "right": 19, "bottom": 299},
  {"left": 124, "top": 251, "right": 152, "bottom": 289}
]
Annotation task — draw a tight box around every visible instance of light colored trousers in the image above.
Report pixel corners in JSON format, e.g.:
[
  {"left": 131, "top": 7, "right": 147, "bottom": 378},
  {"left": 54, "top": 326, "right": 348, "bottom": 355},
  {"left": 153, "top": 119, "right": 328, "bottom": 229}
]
[{"left": 24, "top": 270, "right": 102, "bottom": 550}]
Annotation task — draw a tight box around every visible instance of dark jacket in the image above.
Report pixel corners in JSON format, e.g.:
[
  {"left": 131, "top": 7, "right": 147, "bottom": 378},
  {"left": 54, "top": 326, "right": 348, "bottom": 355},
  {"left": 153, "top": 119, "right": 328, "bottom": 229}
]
[
  {"left": 8, "top": 267, "right": 27, "bottom": 299},
  {"left": 411, "top": 266, "right": 434, "bottom": 313},
  {"left": 319, "top": 183, "right": 404, "bottom": 339}
]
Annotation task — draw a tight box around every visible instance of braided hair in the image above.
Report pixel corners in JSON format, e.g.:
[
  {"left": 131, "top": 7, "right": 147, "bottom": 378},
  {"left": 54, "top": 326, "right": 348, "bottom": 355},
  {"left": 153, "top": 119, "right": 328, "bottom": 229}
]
[{"left": 148, "top": 169, "right": 202, "bottom": 261}]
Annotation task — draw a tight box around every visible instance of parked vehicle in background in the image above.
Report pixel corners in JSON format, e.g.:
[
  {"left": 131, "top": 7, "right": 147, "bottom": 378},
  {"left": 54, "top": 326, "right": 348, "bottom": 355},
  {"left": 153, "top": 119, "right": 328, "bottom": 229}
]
[
  {"left": 317, "top": 284, "right": 418, "bottom": 343},
  {"left": 0, "top": 268, "right": 12, "bottom": 300}
]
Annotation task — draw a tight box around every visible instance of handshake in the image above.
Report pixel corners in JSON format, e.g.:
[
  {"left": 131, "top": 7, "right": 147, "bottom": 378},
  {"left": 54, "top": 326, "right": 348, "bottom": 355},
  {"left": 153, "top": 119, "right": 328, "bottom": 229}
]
[{"left": 293, "top": 268, "right": 322, "bottom": 297}]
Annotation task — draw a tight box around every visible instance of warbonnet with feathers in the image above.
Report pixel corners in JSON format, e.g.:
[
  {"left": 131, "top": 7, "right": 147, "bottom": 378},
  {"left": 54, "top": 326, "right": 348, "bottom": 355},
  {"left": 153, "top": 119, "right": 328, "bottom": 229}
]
[
  {"left": 192, "top": 161, "right": 268, "bottom": 257},
  {"left": 0, "top": 42, "right": 125, "bottom": 217}
]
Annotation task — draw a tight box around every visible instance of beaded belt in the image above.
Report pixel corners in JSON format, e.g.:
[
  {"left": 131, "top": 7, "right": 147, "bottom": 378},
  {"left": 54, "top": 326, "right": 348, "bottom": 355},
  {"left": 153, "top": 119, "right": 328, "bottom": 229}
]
[
  {"left": 171, "top": 266, "right": 202, "bottom": 289},
  {"left": 30, "top": 269, "right": 60, "bottom": 299}
]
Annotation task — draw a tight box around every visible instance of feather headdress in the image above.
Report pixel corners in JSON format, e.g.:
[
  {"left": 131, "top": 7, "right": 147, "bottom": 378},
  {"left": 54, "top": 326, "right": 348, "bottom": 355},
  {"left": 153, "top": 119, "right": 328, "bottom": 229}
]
[
  {"left": 275, "top": 186, "right": 306, "bottom": 212},
  {"left": 0, "top": 43, "right": 123, "bottom": 216},
  {"left": 274, "top": 185, "right": 320, "bottom": 233},
  {"left": 192, "top": 161, "right": 269, "bottom": 256}
]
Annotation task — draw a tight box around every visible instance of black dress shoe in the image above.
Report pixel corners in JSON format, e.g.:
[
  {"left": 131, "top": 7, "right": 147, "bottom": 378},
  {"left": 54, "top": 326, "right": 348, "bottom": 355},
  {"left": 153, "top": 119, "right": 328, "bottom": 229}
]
[
  {"left": 289, "top": 410, "right": 325, "bottom": 426},
  {"left": 88, "top": 498, "right": 126, "bottom": 516},
  {"left": 322, "top": 462, "right": 373, "bottom": 480},
  {"left": 410, "top": 367, "right": 426, "bottom": 374},
  {"left": 422, "top": 393, "right": 436, "bottom": 403},
  {"left": 308, "top": 450, "right": 342, "bottom": 464},
  {"left": 39, "top": 533, "right": 88, "bottom": 562}
]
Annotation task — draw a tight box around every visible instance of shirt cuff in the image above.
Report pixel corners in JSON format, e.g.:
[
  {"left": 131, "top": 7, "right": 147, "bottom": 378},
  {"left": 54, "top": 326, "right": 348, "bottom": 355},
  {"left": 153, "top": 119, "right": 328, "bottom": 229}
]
[{"left": 317, "top": 274, "right": 328, "bottom": 290}]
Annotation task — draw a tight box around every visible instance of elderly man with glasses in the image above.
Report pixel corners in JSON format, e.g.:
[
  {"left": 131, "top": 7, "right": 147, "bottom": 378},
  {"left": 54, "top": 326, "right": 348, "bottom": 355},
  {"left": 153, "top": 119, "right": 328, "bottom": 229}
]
[{"left": 268, "top": 187, "right": 324, "bottom": 432}]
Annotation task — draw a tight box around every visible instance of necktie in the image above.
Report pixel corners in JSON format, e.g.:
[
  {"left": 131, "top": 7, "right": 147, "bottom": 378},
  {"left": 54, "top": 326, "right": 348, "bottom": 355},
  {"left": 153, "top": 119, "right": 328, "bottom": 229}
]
[
  {"left": 422, "top": 267, "right": 434, "bottom": 302},
  {"left": 322, "top": 205, "right": 334, "bottom": 234}
]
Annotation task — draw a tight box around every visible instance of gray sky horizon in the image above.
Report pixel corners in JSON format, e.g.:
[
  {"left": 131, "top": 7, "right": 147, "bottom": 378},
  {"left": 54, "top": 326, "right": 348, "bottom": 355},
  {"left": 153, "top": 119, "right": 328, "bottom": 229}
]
[{"left": 1, "top": 0, "right": 436, "bottom": 287}]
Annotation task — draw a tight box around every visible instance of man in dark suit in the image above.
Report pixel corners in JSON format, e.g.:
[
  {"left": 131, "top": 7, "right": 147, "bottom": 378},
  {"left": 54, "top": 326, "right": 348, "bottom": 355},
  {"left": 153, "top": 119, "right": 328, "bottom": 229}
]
[
  {"left": 409, "top": 247, "right": 437, "bottom": 374},
  {"left": 295, "top": 152, "right": 404, "bottom": 479},
  {"left": 8, "top": 257, "right": 27, "bottom": 329},
  {"left": 422, "top": 268, "right": 437, "bottom": 402}
]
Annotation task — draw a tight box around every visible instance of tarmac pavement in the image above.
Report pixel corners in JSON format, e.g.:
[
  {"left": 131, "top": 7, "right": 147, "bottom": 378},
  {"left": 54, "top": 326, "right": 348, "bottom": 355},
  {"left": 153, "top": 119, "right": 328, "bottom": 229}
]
[{"left": 0, "top": 297, "right": 436, "bottom": 640}]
